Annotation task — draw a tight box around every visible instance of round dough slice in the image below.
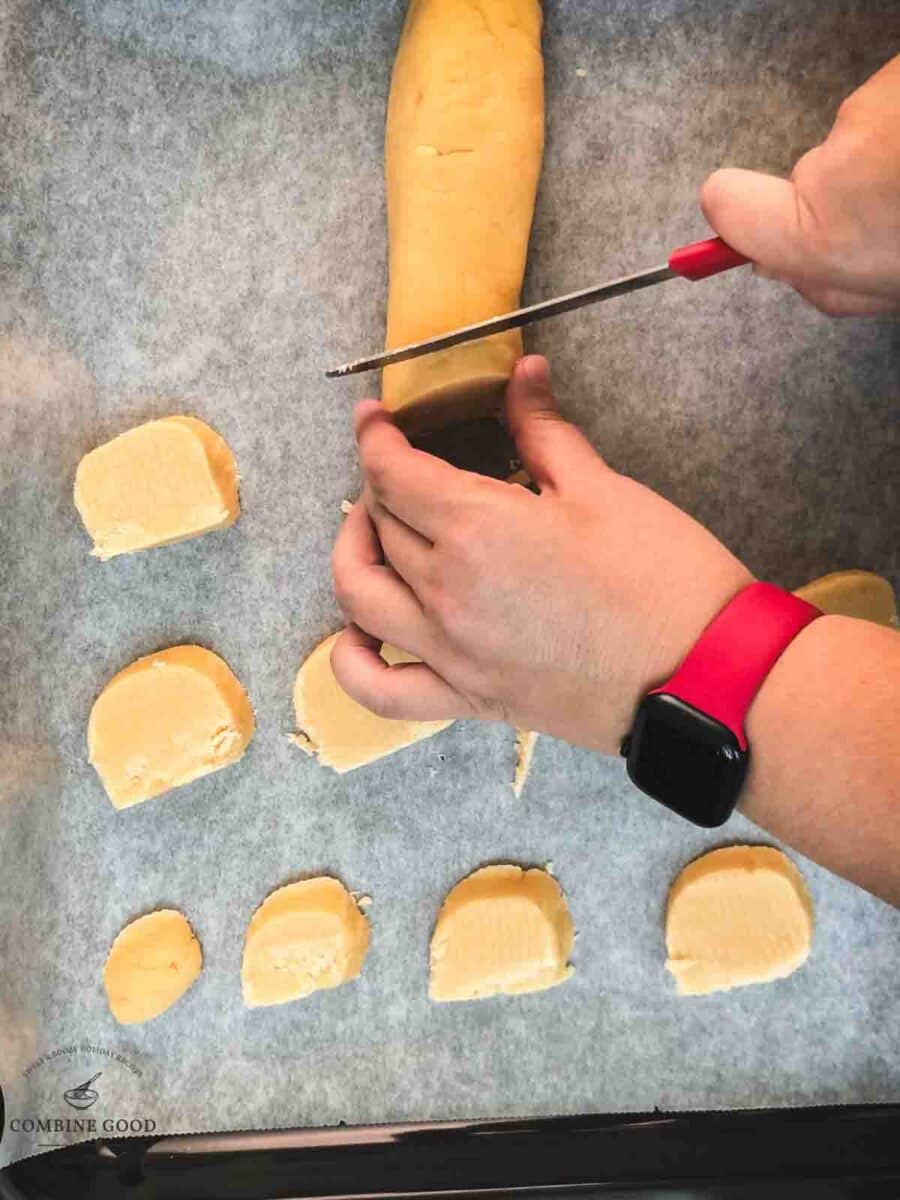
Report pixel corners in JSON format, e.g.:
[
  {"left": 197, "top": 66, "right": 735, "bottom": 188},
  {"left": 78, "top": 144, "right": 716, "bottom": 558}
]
[
  {"left": 430, "top": 865, "right": 574, "bottom": 1002},
  {"left": 665, "top": 846, "right": 813, "bottom": 997},
  {"left": 74, "top": 415, "right": 239, "bottom": 560},
  {"left": 292, "top": 633, "right": 453, "bottom": 772},
  {"left": 242, "top": 877, "right": 371, "bottom": 1008},
  {"left": 104, "top": 909, "right": 202, "bottom": 1025},
  {"left": 794, "top": 570, "right": 896, "bottom": 627},
  {"left": 88, "top": 645, "right": 255, "bottom": 809}
]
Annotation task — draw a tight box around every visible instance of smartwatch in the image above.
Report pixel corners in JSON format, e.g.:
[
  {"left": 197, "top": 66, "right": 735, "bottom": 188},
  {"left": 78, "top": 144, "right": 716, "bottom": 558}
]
[{"left": 621, "top": 582, "right": 822, "bottom": 827}]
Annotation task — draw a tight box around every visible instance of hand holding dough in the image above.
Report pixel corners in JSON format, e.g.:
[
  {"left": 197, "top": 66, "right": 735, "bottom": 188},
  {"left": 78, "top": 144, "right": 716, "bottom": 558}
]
[
  {"left": 293, "top": 632, "right": 452, "bottom": 772},
  {"left": 382, "top": 0, "right": 544, "bottom": 432},
  {"left": 665, "top": 846, "right": 813, "bottom": 996},
  {"left": 89, "top": 645, "right": 254, "bottom": 808},
  {"left": 242, "top": 877, "right": 371, "bottom": 1007},
  {"left": 104, "top": 910, "right": 202, "bottom": 1025},
  {"left": 74, "top": 416, "right": 239, "bottom": 560},
  {"left": 430, "top": 865, "right": 574, "bottom": 1002}
]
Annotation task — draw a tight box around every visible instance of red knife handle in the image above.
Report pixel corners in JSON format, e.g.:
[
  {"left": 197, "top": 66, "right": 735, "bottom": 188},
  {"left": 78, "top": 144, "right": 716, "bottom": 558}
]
[{"left": 668, "top": 236, "right": 750, "bottom": 281}]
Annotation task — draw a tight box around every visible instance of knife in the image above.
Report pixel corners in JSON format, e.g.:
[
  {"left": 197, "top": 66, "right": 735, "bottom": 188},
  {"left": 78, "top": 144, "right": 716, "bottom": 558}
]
[{"left": 325, "top": 236, "right": 749, "bottom": 380}]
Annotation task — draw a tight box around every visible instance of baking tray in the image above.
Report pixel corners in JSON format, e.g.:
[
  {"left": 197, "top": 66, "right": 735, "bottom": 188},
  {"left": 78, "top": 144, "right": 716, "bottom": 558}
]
[
  {"left": 3, "top": 1107, "right": 900, "bottom": 1199},
  {"left": 2, "top": 0, "right": 899, "bottom": 1179}
]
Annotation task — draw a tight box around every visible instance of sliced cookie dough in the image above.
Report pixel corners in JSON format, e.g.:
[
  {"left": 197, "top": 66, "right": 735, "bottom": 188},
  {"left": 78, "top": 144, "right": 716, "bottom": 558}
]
[
  {"left": 242, "top": 877, "right": 371, "bottom": 1007},
  {"left": 74, "top": 415, "right": 239, "bottom": 560},
  {"left": 104, "top": 909, "right": 202, "bottom": 1025},
  {"left": 430, "top": 864, "right": 574, "bottom": 1002},
  {"left": 293, "top": 632, "right": 453, "bottom": 772},
  {"left": 795, "top": 570, "right": 896, "bottom": 626},
  {"left": 89, "top": 645, "right": 254, "bottom": 808},
  {"left": 665, "top": 846, "right": 813, "bottom": 996}
]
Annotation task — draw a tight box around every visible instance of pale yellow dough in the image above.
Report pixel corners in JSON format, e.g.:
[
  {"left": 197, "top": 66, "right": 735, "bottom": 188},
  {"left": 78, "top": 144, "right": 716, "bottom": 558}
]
[
  {"left": 430, "top": 865, "right": 574, "bottom": 1002},
  {"left": 103, "top": 909, "right": 202, "bottom": 1025},
  {"left": 665, "top": 846, "right": 813, "bottom": 997},
  {"left": 74, "top": 415, "right": 239, "bottom": 560},
  {"left": 794, "top": 570, "right": 896, "bottom": 626},
  {"left": 382, "top": 0, "right": 544, "bottom": 433},
  {"left": 89, "top": 645, "right": 254, "bottom": 809},
  {"left": 242, "top": 877, "right": 371, "bottom": 1007},
  {"left": 292, "top": 632, "right": 453, "bottom": 772}
]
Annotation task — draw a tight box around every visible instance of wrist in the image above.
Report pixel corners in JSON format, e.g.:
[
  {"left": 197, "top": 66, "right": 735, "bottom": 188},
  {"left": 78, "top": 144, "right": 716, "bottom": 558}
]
[
  {"left": 620, "top": 559, "right": 755, "bottom": 743},
  {"left": 740, "top": 613, "right": 841, "bottom": 820},
  {"left": 622, "top": 581, "right": 822, "bottom": 828},
  {"left": 739, "top": 613, "right": 900, "bottom": 903}
]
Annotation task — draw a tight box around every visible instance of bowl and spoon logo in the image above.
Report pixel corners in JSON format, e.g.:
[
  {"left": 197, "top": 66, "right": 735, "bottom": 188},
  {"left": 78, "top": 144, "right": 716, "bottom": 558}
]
[
  {"left": 63, "top": 1072, "right": 102, "bottom": 1111},
  {"left": 3, "top": 1054, "right": 155, "bottom": 1150}
]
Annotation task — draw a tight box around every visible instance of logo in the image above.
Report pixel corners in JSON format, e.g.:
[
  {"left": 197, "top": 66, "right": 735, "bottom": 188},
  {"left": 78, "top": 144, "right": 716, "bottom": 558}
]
[
  {"left": 4, "top": 1045, "right": 156, "bottom": 1151},
  {"left": 63, "top": 1072, "right": 101, "bottom": 1111}
]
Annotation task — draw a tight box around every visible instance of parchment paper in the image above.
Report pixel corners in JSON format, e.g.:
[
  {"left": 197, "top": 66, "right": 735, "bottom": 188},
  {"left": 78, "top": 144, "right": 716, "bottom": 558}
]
[{"left": 1, "top": 0, "right": 899, "bottom": 1170}]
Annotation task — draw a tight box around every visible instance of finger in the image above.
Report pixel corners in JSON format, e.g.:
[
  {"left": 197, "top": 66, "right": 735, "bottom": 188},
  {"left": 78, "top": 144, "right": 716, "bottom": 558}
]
[
  {"left": 367, "top": 490, "right": 433, "bottom": 591},
  {"left": 753, "top": 257, "right": 900, "bottom": 313},
  {"left": 354, "top": 400, "right": 467, "bottom": 539},
  {"left": 836, "top": 53, "right": 900, "bottom": 119},
  {"left": 334, "top": 489, "right": 383, "bottom": 569},
  {"left": 504, "top": 355, "right": 605, "bottom": 492},
  {"left": 791, "top": 283, "right": 898, "bottom": 317},
  {"left": 332, "top": 505, "right": 431, "bottom": 656},
  {"left": 700, "top": 167, "right": 812, "bottom": 283},
  {"left": 331, "top": 625, "right": 470, "bottom": 722},
  {"left": 336, "top": 561, "right": 432, "bottom": 658}
]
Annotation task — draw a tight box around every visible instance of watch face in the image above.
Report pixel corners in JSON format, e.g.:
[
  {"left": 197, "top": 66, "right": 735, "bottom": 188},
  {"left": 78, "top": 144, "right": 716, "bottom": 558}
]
[{"left": 624, "top": 693, "right": 748, "bottom": 827}]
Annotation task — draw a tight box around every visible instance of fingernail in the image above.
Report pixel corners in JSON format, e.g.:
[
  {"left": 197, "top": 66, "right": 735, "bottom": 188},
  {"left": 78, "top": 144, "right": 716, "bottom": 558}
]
[{"left": 522, "top": 355, "right": 550, "bottom": 388}]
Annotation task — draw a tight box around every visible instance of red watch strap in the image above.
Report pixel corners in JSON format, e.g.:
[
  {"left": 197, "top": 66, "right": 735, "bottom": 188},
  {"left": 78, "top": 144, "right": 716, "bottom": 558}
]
[{"left": 652, "top": 582, "right": 821, "bottom": 751}]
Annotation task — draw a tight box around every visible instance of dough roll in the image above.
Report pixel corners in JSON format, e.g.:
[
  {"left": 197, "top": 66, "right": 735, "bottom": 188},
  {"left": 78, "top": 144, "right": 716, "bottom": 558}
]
[{"left": 383, "top": 0, "right": 545, "bottom": 433}]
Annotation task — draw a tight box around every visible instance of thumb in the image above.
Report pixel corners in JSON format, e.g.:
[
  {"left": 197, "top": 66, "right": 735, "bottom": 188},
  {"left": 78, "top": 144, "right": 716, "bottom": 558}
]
[
  {"left": 700, "top": 167, "right": 810, "bottom": 283},
  {"left": 504, "top": 355, "right": 604, "bottom": 491}
]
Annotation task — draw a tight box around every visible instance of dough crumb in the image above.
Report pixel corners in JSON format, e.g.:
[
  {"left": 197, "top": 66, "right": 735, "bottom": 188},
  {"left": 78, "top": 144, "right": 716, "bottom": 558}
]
[
  {"left": 74, "top": 415, "right": 239, "bottom": 560},
  {"left": 512, "top": 729, "right": 538, "bottom": 797},
  {"left": 104, "top": 910, "right": 202, "bottom": 1025},
  {"left": 575, "top": 66, "right": 588, "bottom": 78},
  {"left": 340, "top": 499, "right": 354, "bottom": 515},
  {"left": 665, "top": 846, "right": 813, "bottom": 996},
  {"left": 89, "top": 645, "right": 254, "bottom": 808},
  {"left": 291, "top": 731, "right": 317, "bottom": 757},
  {"left": 430, "top": 865, "right": 574, "bottom": 1002},
  {"left": 292, "top": 632, "right": 452, "bottom": 772},
  {"left": 242, "top": 877, "right": 371, "bottom": 1007}
]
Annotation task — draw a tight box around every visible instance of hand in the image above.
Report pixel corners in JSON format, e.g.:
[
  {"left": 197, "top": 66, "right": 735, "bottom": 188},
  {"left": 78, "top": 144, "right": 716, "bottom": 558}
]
[
  {"left": 331, "top": 356, "right": 752, "bottom": 755},
  {"left": 701, "top": 54, "right": 900, "bottom": 315}
]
